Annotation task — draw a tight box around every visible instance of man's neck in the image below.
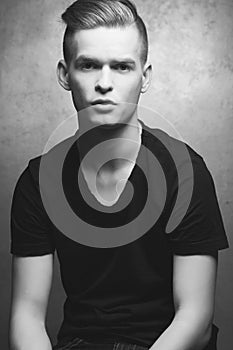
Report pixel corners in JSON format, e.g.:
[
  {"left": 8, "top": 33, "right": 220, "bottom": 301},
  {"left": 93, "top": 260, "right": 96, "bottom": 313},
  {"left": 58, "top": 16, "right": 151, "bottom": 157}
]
[{"left": 76, "top": 116, "right": 143, "bottom": 175}]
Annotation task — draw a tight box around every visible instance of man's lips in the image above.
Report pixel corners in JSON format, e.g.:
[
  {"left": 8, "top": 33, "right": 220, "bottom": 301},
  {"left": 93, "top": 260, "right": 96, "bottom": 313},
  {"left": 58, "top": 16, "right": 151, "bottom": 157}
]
[{"left": 91, "top": 99, "right": 117, "bottom": 105}]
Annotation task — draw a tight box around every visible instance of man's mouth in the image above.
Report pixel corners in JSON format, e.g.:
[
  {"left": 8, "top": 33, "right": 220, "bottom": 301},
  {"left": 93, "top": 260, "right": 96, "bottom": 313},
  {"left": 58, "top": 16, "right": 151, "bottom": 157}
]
[{"left": 91, "top": 99, "right": 117, "bottom": 105}]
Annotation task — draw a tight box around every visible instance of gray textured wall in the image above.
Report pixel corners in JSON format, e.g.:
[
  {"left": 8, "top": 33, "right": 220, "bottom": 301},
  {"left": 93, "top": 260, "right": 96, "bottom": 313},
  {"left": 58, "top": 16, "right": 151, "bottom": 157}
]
[{"left": 1, "top": 0, "right": 232, "bottom": 349}]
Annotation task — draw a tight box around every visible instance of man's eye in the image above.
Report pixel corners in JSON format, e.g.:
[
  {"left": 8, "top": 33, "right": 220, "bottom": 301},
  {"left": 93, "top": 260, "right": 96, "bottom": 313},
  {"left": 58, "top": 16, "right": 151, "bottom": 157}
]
[
  {"left": 115, "top": 64, "right": 131, "bottom": 72},
  {"left": 80, "top": 63, "right": 96, "bottom": 70}
]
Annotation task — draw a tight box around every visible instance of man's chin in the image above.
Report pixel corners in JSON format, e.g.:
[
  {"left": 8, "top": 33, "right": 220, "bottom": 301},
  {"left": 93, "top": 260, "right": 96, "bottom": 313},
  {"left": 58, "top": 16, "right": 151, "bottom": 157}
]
[
  {"left": 99, "top": 122, "right": 120, "bottom": 129},
  {"left": 90, "top": 117, "right": 121, "bottom": 129},
  {"left": 79, "top": 114, "right": 125, "bottom": 131}
]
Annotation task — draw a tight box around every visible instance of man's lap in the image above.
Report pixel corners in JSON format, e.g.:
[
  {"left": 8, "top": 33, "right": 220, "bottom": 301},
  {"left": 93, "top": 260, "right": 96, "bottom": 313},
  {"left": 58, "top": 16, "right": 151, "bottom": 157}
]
[{"left": 52, "top": 336, "right": 148, "bottom": 350}]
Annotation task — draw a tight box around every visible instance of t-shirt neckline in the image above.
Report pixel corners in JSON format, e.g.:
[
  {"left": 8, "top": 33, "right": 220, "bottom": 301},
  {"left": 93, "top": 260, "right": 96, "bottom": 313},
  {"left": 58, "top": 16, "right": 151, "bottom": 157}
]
[{"left": 75, "top": 120, "right": 145, "bottom": 208}]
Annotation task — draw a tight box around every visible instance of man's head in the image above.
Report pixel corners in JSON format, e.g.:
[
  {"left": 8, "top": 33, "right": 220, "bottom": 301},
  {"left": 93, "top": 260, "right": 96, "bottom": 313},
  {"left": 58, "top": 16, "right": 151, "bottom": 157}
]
[
  {"left": 57, "top": 0, "right": 152, "bottom": 129},
  {"left": 61, "top": 0, "right": 149, "bottom": 68}
]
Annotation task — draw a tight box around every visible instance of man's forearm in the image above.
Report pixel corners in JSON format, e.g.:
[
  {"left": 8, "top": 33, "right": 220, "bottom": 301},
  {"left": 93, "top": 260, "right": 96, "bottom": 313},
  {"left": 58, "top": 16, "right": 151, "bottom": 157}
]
[
  {"left": 9, "top": 315, "right": 52, "bottom": 350},
  {"left": 149, "top": 309, "right": 212, "bottom": 350}
]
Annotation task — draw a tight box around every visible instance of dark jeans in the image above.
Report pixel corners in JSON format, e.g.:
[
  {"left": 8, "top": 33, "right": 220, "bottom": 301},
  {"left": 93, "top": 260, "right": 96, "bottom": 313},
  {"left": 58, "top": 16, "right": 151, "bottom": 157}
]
[
  {"left": 53, "top": 325, "right": 218, "bottom": 350},
  {"left": 53, "top": 337, "right": 148, "bottom": 350}
]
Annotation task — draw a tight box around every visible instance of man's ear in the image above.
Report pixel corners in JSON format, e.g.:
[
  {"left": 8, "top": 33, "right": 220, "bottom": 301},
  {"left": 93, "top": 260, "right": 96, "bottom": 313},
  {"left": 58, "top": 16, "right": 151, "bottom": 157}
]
[
  {"left": 57, "top": 59, "right": 71, "bottom": 91},
  {"left": 141, "top": 63, "right": 152, "bottom": 93}
]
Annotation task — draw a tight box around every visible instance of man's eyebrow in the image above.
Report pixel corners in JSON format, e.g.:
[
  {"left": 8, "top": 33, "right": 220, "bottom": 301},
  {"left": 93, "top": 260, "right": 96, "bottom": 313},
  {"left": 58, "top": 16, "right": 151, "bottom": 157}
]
[
  {"left": 75, "top": 55, "right": 97, "bottom": 63},
  {"left": 75, "top": 55, "right": 136, "bottom": 65},
  {"left": 111, "top": 59, "right": 136, "bottom": 66}
]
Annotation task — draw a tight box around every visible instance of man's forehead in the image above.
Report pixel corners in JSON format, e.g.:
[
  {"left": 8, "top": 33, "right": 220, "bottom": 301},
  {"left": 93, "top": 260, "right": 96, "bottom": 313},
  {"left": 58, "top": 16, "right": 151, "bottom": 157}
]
[{"left": 71, "top": 25, "right": 141, "bottom": 59}]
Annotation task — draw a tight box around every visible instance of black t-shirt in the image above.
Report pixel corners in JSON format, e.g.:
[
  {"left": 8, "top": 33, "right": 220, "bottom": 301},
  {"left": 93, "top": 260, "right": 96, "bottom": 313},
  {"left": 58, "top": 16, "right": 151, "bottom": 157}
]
[{"left": 10, "top": 120, "right": 229, "bottom": 348}]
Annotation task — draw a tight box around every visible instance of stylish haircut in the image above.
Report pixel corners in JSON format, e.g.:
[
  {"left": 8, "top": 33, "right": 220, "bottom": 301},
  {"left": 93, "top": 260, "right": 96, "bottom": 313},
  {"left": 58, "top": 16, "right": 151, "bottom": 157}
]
[{"left": 61, "top": 0, "right": 148, "bottom": 66}]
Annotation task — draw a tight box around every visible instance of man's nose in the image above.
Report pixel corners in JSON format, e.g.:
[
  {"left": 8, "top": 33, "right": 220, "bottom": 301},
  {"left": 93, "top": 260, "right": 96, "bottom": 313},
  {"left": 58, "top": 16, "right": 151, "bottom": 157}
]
[{"left": 95, "top": 66, "right": 113, "bottom": 93}]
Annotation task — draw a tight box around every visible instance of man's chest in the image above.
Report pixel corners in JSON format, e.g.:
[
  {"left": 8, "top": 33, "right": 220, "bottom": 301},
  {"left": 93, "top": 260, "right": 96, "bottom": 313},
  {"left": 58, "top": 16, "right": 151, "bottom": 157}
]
[{"left": 81, "top": 162, "right": 136, "bottom": 206}]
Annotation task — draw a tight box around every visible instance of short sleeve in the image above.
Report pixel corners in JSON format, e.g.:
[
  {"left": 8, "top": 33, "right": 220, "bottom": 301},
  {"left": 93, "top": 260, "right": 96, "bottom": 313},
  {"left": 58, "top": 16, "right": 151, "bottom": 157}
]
[
  {"left": 167, "top": 155, "right": 229, "bottom": 255},
  {"left": 10, "top": 161, "right": 55, "bottom": 257}
]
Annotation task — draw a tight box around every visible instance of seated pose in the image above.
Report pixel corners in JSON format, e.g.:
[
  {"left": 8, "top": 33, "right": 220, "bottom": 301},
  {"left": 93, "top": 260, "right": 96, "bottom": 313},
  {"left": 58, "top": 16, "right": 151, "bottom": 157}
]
[{"left": 9, "top": 1, "right": 229, "bottom": 350}]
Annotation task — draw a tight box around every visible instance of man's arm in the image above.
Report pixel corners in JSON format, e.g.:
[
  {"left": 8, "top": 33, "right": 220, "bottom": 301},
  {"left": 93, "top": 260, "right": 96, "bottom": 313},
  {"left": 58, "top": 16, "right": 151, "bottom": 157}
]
[
  {"left": 9, "top": 254, "right": 54, "bottom": 350},
  {"left": 150, "top": 252, "right": 218, "bottom": 350}
]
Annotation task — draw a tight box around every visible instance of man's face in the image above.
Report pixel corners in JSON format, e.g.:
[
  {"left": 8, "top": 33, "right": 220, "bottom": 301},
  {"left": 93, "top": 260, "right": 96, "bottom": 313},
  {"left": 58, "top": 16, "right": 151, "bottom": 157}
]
[{"left": 65, "top": 25, "right": 150, "bottom": 128}]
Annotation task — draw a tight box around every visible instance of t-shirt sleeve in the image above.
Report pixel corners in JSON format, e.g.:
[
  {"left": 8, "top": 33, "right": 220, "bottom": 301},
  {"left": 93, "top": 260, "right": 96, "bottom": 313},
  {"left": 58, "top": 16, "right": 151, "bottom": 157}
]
[
  {"left": 166, "top": 155, "right": 229, "bottom": 255},
  {"left": 10, "top": 161, "right": 55, "bottom": 257}
]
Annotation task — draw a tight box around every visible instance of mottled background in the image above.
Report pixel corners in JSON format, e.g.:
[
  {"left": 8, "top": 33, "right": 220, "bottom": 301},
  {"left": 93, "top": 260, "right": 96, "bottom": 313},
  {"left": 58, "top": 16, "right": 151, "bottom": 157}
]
[{"left": 0, "top": 0, "right": 232, "bottom": 349}]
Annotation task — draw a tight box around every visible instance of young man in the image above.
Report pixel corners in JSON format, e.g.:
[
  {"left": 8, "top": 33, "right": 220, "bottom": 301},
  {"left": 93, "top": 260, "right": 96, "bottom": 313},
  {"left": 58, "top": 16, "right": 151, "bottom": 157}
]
[{"left": 9, "top": 1, "right": 229, "bottom": 350}]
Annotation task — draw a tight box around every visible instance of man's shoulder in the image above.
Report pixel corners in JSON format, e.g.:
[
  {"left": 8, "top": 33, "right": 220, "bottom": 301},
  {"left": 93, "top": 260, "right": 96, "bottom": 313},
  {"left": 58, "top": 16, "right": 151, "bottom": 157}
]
[
  {"left": 29, "top": 132, "right": 78, "bottom": 170},
  {"left": 16, "top": 133, "right": 78, "bottom": 189},
  {"left": 142, "top": 122, "right": 205, "bottom": 172}
]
